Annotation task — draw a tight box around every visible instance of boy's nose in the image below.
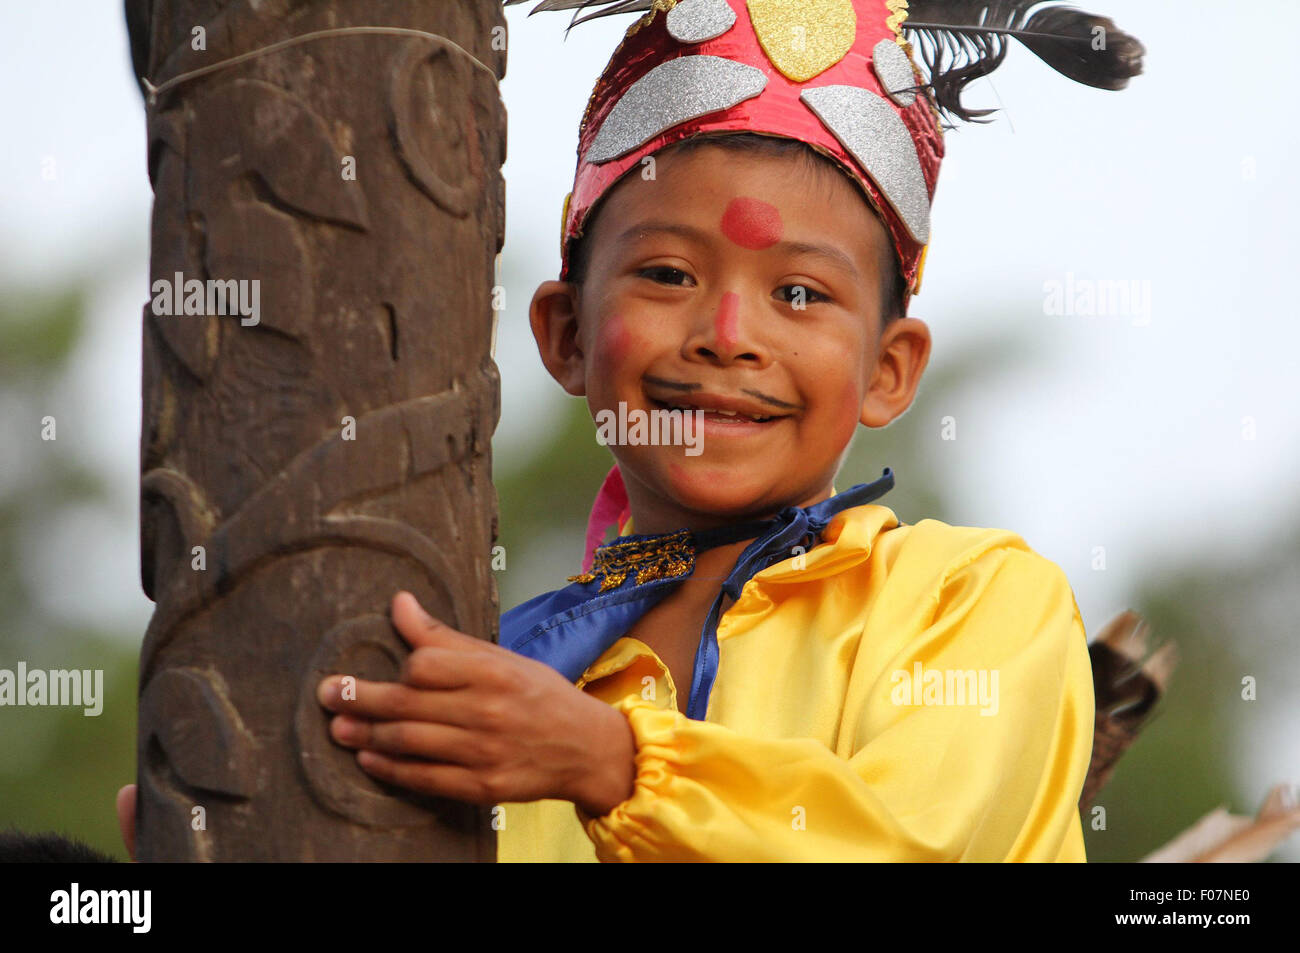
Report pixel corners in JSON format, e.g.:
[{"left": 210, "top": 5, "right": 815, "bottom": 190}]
[{"left": 686, "top": 290, "right": 768, "bottom": 366}]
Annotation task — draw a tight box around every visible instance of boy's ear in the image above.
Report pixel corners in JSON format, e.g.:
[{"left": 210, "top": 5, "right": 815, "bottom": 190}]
[
  {"left": 529, "top": 280, "right": 587, "bottom": 397},
  {"left": 860, "top": 316, "right": 931, "bottom": 428}
]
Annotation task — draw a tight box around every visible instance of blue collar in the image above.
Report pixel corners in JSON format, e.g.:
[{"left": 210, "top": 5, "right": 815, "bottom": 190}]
[{"left": 500, "top": 468, "right": 895, "bottom": 720}]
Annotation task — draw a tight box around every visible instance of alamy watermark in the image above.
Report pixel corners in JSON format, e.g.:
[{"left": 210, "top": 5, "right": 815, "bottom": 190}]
[
  {"left": 1043, "top": 272, "right": 1151, "bottom": 326},
  {"left": 595, "top": 402, "right": 705, "bottom": 456},
  {"left": 890, "top": 662, "right": 999, "bottom": 716},
  {"left": 151, "top": 271, "right": 260, "bottom": 327},
  {"left": 50, "top": 883, "right": 150, "bottom": 933},
  {"left": 0, "top": 662, "right": 103, "bottom": 716}
]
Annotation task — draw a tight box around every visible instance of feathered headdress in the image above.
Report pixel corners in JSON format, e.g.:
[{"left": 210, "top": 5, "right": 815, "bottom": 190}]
[{"left": 506, "top": 0, "right": 1144, "bottom": 302}]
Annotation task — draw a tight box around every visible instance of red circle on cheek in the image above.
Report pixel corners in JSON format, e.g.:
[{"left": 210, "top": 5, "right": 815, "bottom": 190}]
[
  {"left": 599, "top": 313, "right": 633, "bottom": 364},
  {"left": 721, "top": 197, "right": 783, "bottom": 250}
]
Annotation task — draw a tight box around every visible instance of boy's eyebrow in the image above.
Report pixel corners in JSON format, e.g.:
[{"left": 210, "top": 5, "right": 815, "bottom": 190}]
[{"left": 617, "top": 221, "right": 862, "bottom": 281}]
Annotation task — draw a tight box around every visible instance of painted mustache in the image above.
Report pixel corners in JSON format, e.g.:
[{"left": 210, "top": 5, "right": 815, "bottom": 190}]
[{"left": 643, "top": 374, "right": 803, "bottom": 413}]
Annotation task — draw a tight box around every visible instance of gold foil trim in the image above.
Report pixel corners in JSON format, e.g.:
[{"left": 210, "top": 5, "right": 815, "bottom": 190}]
[
  {"left": 746, "top": 0, "right": 856, "bottom": 83},
  {"left": 912, "top": 242, "right": 929, "bottom": 296},
  {"left": 559, "top": 191, "right": 572, "bottom": 260},
  {"left": 885, "top": 0, "right": 909, "bottom": 42},
  {"left": 629, "top": 0, "right": 681, "bottom": 38}
]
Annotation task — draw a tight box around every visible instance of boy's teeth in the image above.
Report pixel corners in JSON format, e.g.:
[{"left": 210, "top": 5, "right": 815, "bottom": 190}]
[{"left": 663, "top": 401, "right": 773, "bottom": 422}]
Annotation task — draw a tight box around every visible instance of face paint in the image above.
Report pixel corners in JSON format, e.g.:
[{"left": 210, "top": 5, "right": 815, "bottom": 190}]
[
  {"left": 599, "top": 312, "right": 633, "bottom": 365},
  {"left": 715, "top": 291, "right": 740, "bottom": 351},
  {"left": 720, "top": 196, "right": 783, "bottom": 250}
]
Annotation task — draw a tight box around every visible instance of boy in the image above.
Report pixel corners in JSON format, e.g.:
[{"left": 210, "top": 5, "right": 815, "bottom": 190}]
[
  {"left": 318, "top": 0, "right": 1141, "bottom": 861},
  {"left": 122, "top": 0, "right": 1143, "bottom": 861}
]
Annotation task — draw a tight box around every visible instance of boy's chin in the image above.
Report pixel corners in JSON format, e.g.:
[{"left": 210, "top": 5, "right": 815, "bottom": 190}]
[{"left": 640, "top": 454, "right": 809, "bottom": 520}]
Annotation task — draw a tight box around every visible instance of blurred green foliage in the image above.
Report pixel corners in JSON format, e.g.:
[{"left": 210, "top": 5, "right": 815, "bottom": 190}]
[{"left": 0, "top": 288, "right": 138, "bottom": 860}]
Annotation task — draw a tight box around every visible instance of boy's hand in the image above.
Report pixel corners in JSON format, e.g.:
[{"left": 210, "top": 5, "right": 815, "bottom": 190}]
[{"left": 316, "top": 591, "right": 636, "bottom": 817}]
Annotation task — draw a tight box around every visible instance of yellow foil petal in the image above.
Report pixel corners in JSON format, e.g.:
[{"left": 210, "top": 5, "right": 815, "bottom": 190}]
[{"left": 747, "top": 0, "right": 857, "bottom": 83}]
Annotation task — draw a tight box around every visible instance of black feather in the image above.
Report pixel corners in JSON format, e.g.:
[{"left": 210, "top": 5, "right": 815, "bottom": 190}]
[{"left": 904, "top": 1, "right": 1145, "bottom": 123}]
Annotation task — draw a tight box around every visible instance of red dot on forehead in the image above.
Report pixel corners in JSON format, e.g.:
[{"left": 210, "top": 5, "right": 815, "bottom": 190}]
[{"left": 720, "top": 197, "right": 783, "bottom": 250}]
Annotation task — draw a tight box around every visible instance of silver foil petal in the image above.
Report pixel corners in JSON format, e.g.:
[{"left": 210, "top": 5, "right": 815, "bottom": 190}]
[
  {"left": 871, "top": 39, "right": 917, "bottom": 107},
  {"left": 800, "top": 84, "right": 931, "bottom": 244},
  {"left": 667, "top": 0, "right": 737, "bottom": 44},
  {"left": 587, "top": 56, "right": 768, "bottom": 164}
]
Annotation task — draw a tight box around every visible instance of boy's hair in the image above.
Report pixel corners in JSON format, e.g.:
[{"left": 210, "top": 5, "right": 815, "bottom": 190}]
[{"left": 565, "top": 132, "right": 907, "bottom": 328}]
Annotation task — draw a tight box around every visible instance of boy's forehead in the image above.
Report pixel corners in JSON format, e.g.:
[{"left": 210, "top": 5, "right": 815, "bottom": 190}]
[
  {"left": 614, "top": 146, "right": 860, "bottom": 221},
  {"left": 599, "top": 145, "right": 887, "bottom": 258}
]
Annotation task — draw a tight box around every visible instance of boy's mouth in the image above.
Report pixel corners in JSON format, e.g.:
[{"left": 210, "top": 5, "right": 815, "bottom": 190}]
[{"left": 646, "top": 392, "right": 790, "bottom": 425}]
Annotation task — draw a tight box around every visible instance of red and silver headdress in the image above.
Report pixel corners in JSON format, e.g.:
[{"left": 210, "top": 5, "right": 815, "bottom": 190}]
[{"left": 510, "top": 0, "right": 1143, "bottom": 302}]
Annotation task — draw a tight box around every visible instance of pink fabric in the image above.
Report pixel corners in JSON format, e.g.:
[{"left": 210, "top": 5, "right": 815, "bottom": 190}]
[{"left": 582, "top": 464, "right": 630, "bottom": 572}]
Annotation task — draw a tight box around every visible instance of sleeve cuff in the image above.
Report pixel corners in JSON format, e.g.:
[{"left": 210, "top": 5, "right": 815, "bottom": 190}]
[{"left": 574, "top": 695, "right": 685, "bottom": 861}]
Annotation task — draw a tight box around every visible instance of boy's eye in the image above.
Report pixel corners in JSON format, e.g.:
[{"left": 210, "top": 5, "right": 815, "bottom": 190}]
[
  {"left": 638, "top": 266, "right": 694, "bottom": 286},
  {"left": 776, "top": 284, "right": 829, "bottom": 305}
]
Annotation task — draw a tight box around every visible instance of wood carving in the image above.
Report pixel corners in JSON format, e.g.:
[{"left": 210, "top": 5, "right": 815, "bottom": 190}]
[{"left": 128, "top": 0, "right": 506, "bottom": 861}]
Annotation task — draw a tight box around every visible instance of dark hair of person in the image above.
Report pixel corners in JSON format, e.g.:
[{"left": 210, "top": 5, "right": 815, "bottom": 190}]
[{"left": 0, "top": 829, "right": 118, "bottom": 863}]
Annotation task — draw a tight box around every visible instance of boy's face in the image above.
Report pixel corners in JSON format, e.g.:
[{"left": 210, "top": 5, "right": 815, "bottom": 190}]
[{"left": 530, "top": 143, "right": 930, "bottom": 530}]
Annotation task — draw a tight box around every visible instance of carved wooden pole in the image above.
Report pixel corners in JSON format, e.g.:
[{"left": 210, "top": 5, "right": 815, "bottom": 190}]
[{"left": 126, "top": 0, "right": 505, "bottom": 860}]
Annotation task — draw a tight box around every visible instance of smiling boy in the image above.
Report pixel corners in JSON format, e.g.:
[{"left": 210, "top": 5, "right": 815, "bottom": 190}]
[{"left": 113, "top": 0, "right": 1143, "bottom": 864}]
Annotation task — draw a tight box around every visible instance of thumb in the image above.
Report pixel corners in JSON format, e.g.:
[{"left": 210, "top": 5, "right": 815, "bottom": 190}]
[
  {"left": 390, "top": 591, "right": 458, "bottom": 649},
  {"left": 116, "top": 783, "right": 137, "bottom": 862}
]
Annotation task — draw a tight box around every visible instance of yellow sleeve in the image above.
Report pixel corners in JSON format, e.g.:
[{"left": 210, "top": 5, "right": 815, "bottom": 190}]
[{"left": 577, "top": 546, "right": 1094, "bottom": 862}]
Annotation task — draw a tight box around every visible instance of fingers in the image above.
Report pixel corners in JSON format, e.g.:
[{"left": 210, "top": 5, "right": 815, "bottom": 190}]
[
  {"left": 400, "top": 645, "right": 485, "bottom": 690},
  {"left": 354, "top": 750, "right": 501, "bottom": 803},
  {"left": 116, "top": 783, "right": 137, "bottom": 862},
  {"left": 330, "top": 716, "right": 483, "bottom": 764},
  {"left": 317, "top": 675, "right": 478, "bottom": 728}
]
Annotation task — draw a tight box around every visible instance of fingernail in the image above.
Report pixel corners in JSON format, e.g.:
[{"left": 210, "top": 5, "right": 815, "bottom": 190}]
[
  {"left": 317, "top": 678, "right": 340, "bottom": 706},
  {"left": 333, "top": 715, "right": 360, "bottom": 743}
]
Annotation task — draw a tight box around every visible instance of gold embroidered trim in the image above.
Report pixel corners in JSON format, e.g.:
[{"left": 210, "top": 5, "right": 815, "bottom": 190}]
[{"left": 567, "top": 529, "right": 695, "bottom": 592}]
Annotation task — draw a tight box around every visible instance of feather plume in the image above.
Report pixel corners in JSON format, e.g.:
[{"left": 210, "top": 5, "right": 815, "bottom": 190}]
[
  {"left": 904, "top": 1, "right": 1145, "bottom": 122},
  {"left": 1079, "top": 611, "right": 1176, "bottom": 811},
  {"left": 504, "top": 2, "right": 1144, "bottom": 125}
]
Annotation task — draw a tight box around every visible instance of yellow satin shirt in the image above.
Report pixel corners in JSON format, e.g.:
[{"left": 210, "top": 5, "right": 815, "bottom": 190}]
[{"left": 497, "top": 501, "right": 1093, "bottom": 862}]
